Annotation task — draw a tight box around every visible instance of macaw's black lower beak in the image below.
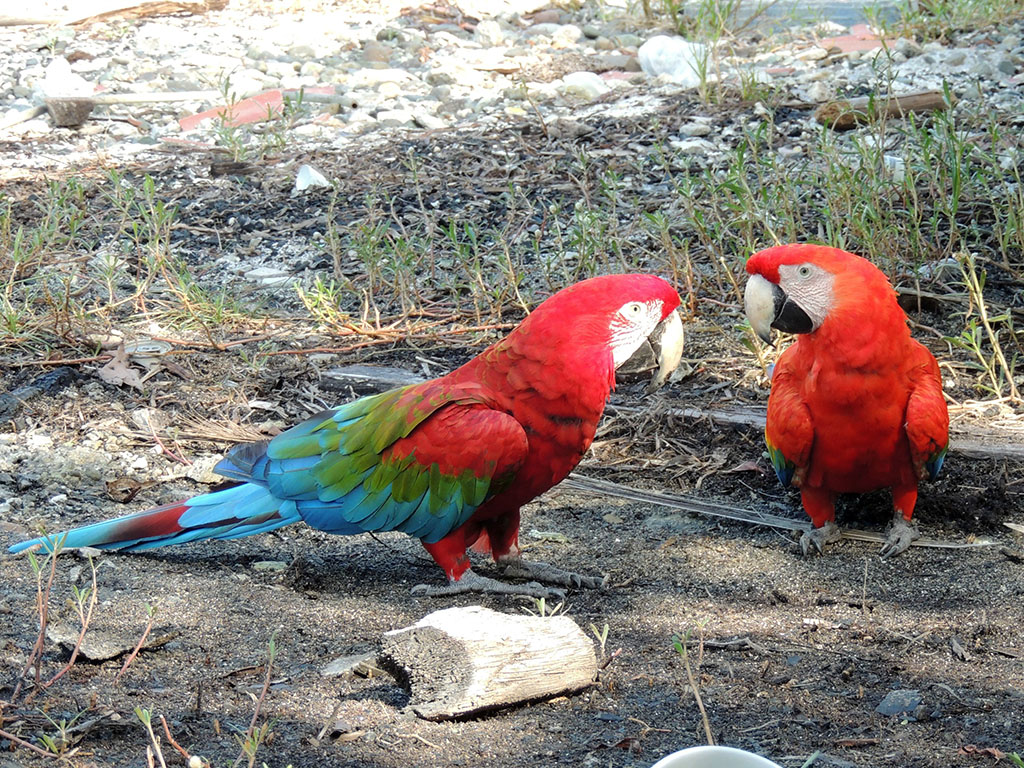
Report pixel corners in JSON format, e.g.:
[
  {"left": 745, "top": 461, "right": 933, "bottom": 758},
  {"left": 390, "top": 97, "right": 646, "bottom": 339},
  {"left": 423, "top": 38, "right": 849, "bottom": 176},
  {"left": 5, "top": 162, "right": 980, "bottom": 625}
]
[
  {"left": 617, "top": 309, "right": 684, "bottom": 392},
  {"left": 744, "top": 274, "right": 813, "bottom": 343}
]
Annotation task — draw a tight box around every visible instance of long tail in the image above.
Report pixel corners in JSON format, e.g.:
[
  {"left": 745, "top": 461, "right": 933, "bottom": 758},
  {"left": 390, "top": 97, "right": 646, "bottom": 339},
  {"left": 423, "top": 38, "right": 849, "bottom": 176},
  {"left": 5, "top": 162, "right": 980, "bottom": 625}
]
[{"left": 8, "top": 483, "right": 301, "bottom": 555}]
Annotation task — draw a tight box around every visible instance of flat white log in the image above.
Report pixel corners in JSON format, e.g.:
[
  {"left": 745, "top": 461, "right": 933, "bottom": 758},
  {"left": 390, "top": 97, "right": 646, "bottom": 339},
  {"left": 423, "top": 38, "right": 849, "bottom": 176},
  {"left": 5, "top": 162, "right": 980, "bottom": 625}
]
[{"left": 378, "top": 606, "right": 597, "bottom": 720}]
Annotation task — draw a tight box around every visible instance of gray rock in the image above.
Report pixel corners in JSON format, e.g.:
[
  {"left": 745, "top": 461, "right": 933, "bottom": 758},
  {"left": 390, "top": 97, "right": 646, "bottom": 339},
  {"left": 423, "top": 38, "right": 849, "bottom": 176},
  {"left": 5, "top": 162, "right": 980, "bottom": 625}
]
[
  {"left": 286, "top": 44, "right": 315, "bottom": 60},
  {"left": 425, "top": 69, "right": 455, "bottom": 86},
  {"left": 47, "top": 623, "right": 131, "bottom": 661},
  {"left": 362, "top": 39, "right": 392, "bottom": 64},
  {"left": 252, "top": 560, "right": 289, "bottom": 571},
  {"left": 669, "top": 137, "right": 715, "bottom": 155},
  {"left": 244, "top": 266, "right": 291, "bottom": 285},
  {"left": 321, "top": 651, "right": 378, "bottom": 677},
  {"left": 582, "top": 24, "right": 601, "bottom": 39},
  {"left": 525, "top": 22, "right": 562, "bottom": 37},
  {"left": 876, "top": 689, "right": 923, "bottom": 717},
  {"left": 996, "top": 57, "right": 1017, "bottom": 75},
  {"left": 679, "top": 120, "right": 712, "bottom": 137}
]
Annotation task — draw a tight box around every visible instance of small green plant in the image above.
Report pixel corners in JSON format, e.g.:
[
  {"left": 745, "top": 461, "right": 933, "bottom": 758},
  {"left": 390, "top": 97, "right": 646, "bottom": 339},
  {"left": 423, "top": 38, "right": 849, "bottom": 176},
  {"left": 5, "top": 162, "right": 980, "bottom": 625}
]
[
  {"left": 136, "top": 707, "right": 169, "bottom": 768},
  {"left": 944, "top": 252, "right": 1021, "bottom": 403},
  {"left": 522, "top": 596, "right": 566, "bottom": 617},
  {"left": 37, "top": 708, "right": 88, "bottom": 756},
  {"left": 234, "top": 632, "right": 280, "bottom": 768},
  {"left": 1007, "top": 752, "right": 1024, "bottom": 768},
  {"left": 589, "top": 622, "right": 610, "bottom": 660},
  {"left": 672, "top": 623, "right": 714, "bottom": 746},
  {"left": 213, "top": 75, "right": 248, "bottom": 162},
  {"left": 867, "top": 0, "right": 1024, "bottom": 42}
]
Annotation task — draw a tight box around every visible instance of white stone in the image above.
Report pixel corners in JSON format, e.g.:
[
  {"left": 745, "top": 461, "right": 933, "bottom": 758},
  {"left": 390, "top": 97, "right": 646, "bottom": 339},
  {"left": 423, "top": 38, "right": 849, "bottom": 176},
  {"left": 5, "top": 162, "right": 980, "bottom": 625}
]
[
  {"left": 805, "top": 80, "right": 832, "bottom": 102},
  {"left": 797, "top": 46, "right": 829, "bottom": 61},
  {"left": 414, "top": 112, "right": 447, "bottom": 130},
  {"left": 294, "top": 164, "right": 331, "bottom": 192},
  {"left": 376, "top": 108, "right": 415, "bottom": 125},
  {"left": 36, "top": 57, "right": 93, "bottom": 97},
  {"left": 475, "top": 19, "right": 504, "bottom": 47},
  {"left": 558, "top": 71, "right": 610, "bottom": 100},
  {"left": 669, "top": 137, "right": 714, "bottom": 155},
  {"left": 637, "top": 36, "right": 708, "bottom": 89}
]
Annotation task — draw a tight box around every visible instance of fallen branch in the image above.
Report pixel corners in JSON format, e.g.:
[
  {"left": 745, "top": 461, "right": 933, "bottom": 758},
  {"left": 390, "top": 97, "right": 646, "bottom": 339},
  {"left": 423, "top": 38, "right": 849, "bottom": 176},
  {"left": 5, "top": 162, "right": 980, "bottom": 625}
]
[
  {"left": 562, "top": 474, "right": 1000, "bottom": 550},
  {"left": 814, "top": 89, "right": 952, "bottom": 130},
  {"left": 0, "top": 104, "right": 48, "bottom": 131},
  {"left": 607, "top": 403, "right": 1024, "bottom": 462}
]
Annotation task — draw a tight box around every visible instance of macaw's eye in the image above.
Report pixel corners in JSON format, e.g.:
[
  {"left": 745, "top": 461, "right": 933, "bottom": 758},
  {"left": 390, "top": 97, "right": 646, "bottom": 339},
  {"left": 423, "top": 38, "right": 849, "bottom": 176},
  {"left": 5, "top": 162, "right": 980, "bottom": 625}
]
[
  {"left": 625, "top": 302, "right": 643, "bottom": 315},
  {"left": 797, "top": 265, "right": 812, "bottom": 278}
]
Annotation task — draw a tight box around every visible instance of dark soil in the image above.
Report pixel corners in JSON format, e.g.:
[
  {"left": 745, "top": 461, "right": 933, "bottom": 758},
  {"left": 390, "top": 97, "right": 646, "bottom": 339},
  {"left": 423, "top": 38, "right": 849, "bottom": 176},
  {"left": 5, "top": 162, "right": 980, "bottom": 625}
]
[
  {"left": 2, "top": 51, "right": 1024, "bottom": 768},
  {"left": 2, "top": 330, "right": 1023, "bottom": 768}
]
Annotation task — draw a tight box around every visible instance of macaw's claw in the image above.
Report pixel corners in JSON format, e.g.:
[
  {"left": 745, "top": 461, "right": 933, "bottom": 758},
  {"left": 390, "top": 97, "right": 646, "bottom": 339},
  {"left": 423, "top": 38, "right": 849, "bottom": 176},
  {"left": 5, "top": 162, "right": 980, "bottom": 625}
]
[
  {"left": 880, "top": 517, "right": 919, "bottom": 558},
  {"left": 411, "top": 569, "right": 565, "bottom": 600},
  {"left": 498, "top": 557, "right": 608, "bottom": 590},
  {"left": 799, "top": 521, "right": 841, "bottom": 556}
]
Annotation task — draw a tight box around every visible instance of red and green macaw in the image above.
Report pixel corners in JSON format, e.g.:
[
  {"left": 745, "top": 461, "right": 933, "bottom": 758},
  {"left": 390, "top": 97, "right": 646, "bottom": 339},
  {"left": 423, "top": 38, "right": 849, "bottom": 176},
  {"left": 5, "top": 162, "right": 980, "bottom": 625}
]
[
  {"left": 10, "top": 274, "right": 683, "bottom": 596},
  {"left": 744, "top": 244, "right": 949, "bottom": 557}
]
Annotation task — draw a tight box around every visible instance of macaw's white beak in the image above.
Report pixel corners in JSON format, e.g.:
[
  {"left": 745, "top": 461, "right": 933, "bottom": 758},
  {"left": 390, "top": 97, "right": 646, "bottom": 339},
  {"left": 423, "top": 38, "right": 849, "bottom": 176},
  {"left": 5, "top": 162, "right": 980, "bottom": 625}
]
[
  {"left": 618, "top": 309, "right": 685, "bottom": 392},
  {"left": 744, "top": 273, "right": 778, "bottom": 344},
  {"left": 744, "top": 273, "right": 815, "bottom": 344}
]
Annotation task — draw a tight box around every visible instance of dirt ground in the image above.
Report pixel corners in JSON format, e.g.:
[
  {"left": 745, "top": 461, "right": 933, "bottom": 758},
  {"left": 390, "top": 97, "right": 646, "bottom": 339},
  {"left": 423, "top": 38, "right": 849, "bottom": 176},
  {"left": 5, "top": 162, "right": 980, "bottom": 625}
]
[
  {"left": 2, "top": 325, "right": 1024, "bottom": 768},
  {"left": 2, "top": 46, "right": 1024, "bottom": 768}
]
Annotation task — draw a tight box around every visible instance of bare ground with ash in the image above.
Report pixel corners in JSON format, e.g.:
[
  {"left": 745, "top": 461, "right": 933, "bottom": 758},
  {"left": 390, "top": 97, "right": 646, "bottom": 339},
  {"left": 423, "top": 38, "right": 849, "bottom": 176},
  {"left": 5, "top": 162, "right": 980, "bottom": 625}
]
[{"left": 2, "top": 94, "right": 1024, "bottom": 767}]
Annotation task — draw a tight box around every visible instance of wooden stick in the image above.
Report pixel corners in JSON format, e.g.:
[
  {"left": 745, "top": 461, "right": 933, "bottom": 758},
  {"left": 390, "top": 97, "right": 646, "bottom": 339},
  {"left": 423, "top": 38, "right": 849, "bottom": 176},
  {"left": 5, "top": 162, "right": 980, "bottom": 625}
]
[
  {"left": 0, "top": 104, "right": 47, "bottom": 131},
  {"left": 607, "top": 403, "right": 1024, "bottom": 461},
  {"left": 815, "top": 89, "right": 952, "bottom": 130},
  {"left": 562, "top": 474, "right": 1001, "bottom": 549},
  {"left": 378, "top": 606, "right": 597, "bottom": 720}
]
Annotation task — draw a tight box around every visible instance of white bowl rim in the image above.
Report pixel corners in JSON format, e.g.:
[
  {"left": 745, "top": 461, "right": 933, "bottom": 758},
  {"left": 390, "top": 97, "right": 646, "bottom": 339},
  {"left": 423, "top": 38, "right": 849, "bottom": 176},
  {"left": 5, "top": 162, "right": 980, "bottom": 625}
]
[{"left": 650, "top": 744, "right": 782, "bottom": 768}]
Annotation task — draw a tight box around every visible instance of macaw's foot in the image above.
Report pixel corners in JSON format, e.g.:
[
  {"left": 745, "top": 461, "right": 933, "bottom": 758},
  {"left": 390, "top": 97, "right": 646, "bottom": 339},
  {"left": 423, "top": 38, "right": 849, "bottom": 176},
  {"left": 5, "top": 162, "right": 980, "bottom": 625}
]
[
  {"left": 410, "top": 569, "right": 565, "bottom": 600},
  {"left": 880, "top": 516, "right": 919, "bottom": 558},
  {"left": 799, "top": 521, "right": 841, "bottom": 555},
  {"left": 497, "top": 556, "right": 608, "bottom": 590}
]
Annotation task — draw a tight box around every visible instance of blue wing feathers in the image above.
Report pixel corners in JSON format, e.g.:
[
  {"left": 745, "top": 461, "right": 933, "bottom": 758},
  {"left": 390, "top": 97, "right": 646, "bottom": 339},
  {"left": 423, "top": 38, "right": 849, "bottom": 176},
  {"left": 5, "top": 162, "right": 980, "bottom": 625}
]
[
  {"left": 10, "top": 383, "right": 508, "bottom": 556},
  {"left": 767, "top": 442, "right": 796, "bottom": 487},
  {"left": 926, "top": 445, "right": 947, "bottom": 481}
]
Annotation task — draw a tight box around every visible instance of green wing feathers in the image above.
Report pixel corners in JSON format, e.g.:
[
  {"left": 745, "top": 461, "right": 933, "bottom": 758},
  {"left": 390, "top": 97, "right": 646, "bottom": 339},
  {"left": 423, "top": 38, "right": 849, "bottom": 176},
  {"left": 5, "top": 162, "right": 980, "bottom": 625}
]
[{"left": 242, "top": 382, "right": 528, "bottom": 543}]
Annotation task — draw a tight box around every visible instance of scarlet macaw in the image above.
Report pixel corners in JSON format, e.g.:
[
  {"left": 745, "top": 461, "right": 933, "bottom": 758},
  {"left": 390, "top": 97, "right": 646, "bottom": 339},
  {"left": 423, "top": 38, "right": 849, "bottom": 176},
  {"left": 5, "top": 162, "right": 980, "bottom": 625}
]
[
  {"left": 10, "top": 274, "right": 684, "bottom": 596},
  {"left": 744, "top": 244, "right": 948, "bottom": 557}
]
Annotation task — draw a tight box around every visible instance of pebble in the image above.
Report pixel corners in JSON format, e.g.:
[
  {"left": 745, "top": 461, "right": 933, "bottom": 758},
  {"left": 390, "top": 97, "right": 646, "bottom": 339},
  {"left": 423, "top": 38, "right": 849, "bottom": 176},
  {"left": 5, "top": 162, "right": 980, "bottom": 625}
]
[
  {"left": 0, "top": 1, "right": 1020, "bottom": 173},
  {"left": 679, "top": 120, "right": 712, "bottom": 137},
  {"left": 475, "top": 19, "right": 504, "bottom": 47}
]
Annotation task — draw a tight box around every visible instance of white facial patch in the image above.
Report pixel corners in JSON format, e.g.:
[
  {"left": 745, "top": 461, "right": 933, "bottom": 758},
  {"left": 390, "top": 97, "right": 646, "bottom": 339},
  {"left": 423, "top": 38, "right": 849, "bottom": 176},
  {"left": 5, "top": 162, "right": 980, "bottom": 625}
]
[
  {"left": 776, "top": 262, "right": 836, "bottom": 331},
  {"left": 610, "top": 299, "right": 664, "bottom": 367}
]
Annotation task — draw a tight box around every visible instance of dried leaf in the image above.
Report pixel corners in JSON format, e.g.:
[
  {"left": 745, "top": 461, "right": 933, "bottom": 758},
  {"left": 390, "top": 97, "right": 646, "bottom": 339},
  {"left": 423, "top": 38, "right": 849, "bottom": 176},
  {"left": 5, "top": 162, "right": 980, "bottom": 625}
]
[
  {"left": 725, "top": 460, "right": 765, "bottom": 474},
  {"left": 106, "top": 477, "right": 143, "bottom": 503},
  {"left": 950, "top": 636, "right": 971, "bottom": 662},
  {"left": 97, "top": 346, "right": 144, "bottom": 390},
  {"left": 958, "top": 745, "right": 1005, "bottom": 759}
]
